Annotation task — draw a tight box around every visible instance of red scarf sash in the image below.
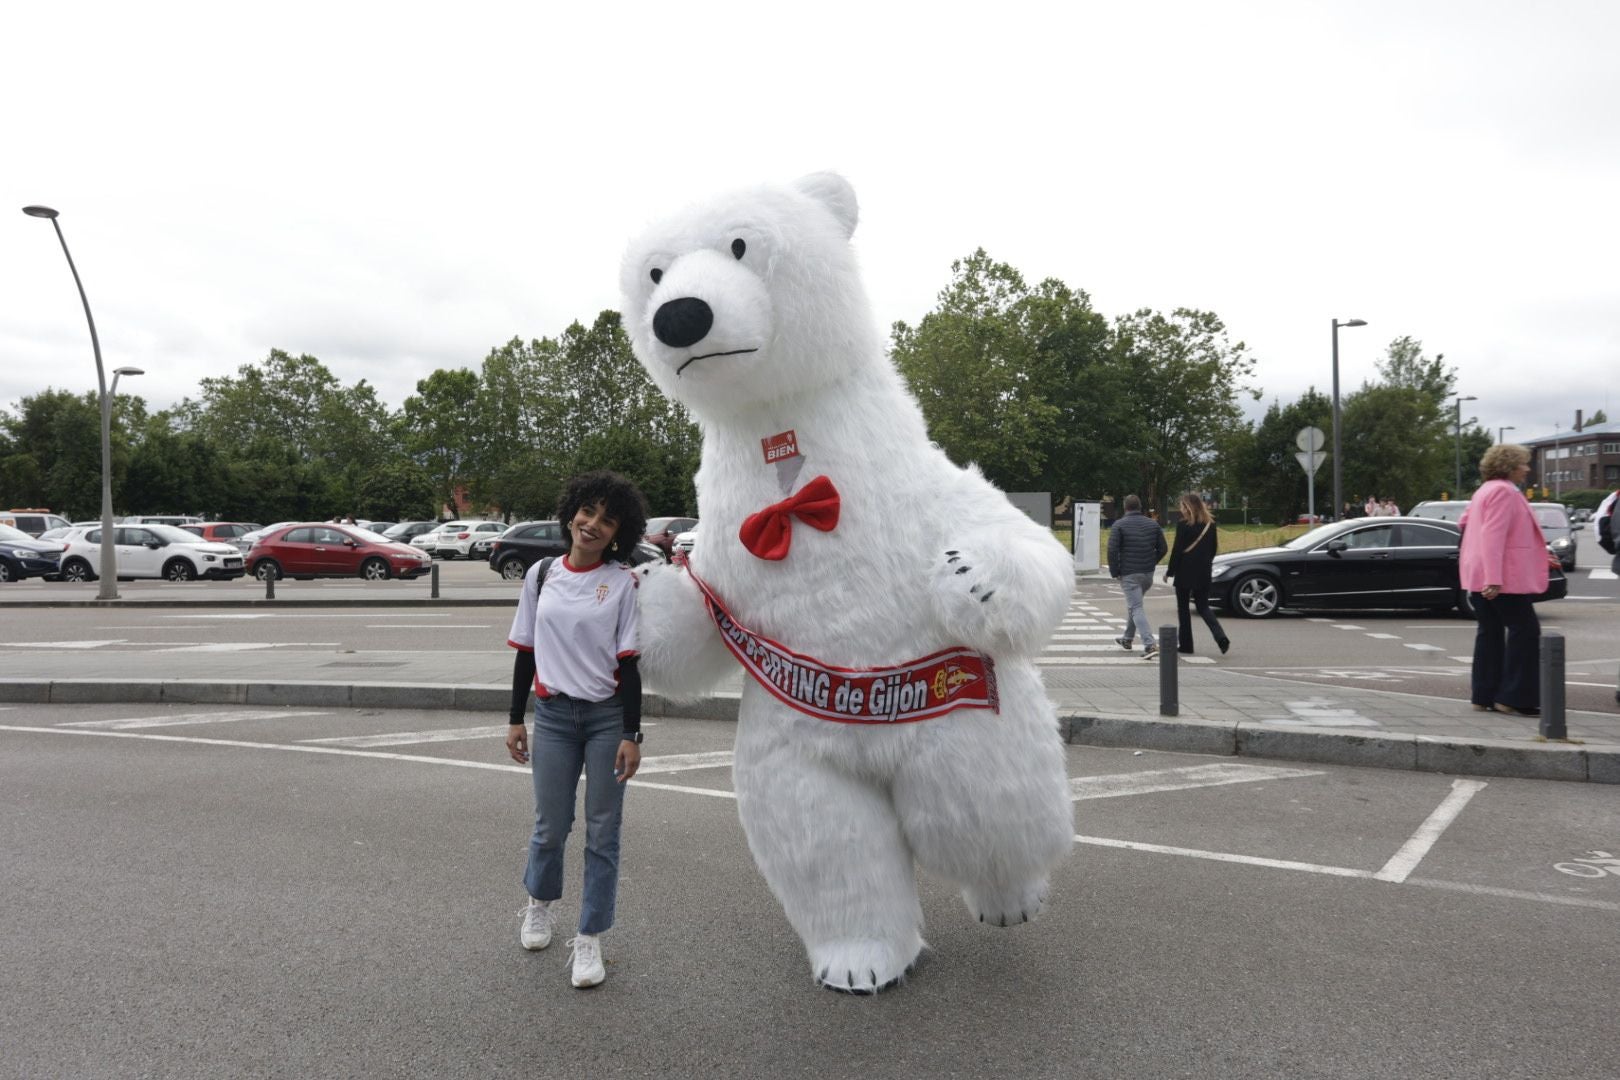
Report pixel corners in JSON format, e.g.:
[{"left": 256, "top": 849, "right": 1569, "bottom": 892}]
[{"left": 682, "top": 563, "right": 998, "bottom": 724}]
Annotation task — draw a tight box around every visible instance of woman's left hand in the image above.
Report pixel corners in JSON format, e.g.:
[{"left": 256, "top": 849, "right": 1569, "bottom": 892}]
[{"left": 615, "top": 740, "right": 641, "bottom": 783}]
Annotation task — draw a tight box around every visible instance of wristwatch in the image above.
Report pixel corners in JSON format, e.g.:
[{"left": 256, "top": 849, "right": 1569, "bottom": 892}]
[{"left": 623, "top": 731, "right": 644, "bottom": 745}]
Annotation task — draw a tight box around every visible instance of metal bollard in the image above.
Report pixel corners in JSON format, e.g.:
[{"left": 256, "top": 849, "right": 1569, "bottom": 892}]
[
  {"left": 1159, "top": 625, "right": 1179, "bottom": 716},
  {"left": 430, "top": 562, "right": 440, "bottom": 600},
  {"left": 1539, "top": 631, "right": 1566, "bottom": 739},
  {"left": 264, "top": 569, "right": 274, "bottom": 600}
]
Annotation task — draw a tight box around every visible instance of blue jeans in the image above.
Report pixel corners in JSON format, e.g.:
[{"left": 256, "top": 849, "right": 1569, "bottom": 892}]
[
  {"left": 524, "top": 693, "right": 626, "bottom": 935},
  {"left": 1119, "top": 572, "right": 1156, "bottom": 649}
]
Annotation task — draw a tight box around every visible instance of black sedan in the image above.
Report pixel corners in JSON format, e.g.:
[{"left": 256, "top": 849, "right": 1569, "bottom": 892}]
[
  {"left": 1210, "top": 518, "right": 1567, "bottom": 618},
  {"left": 487, "top": 520, "right": 661, "bottom": 581},
  {"left": 0, "top": 523, "right": 65, "bottom": 583}
]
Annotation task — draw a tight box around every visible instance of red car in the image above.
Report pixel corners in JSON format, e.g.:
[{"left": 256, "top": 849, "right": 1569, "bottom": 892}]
[
  {"left": 247, "top": 523, "right": 434, "bottom": 581},
  {"left": 181, "top": 522, "right": 262, "bottom": 546}
]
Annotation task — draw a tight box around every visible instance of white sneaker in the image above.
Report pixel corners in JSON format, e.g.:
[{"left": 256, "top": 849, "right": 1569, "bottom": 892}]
[
  {"left": 567, "top": 934, "right": 605, "bottom": 988},
  {"left": 519, "top": 898, "right": 553, "bottom": 951}
]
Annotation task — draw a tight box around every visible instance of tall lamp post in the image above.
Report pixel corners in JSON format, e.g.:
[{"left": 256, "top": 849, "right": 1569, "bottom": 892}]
[
  {"left": 23, "top": 204, "right": 121, "bottom": 599},
  {"left": 1498, "top": 425, "right": 1515, "bottom": 445},
  {"left": 1453, "top": 394, "right": 1478, "bottom": 495},
  {"left": 1330, "top": 317, "right": 1367, "bottom": 520}
]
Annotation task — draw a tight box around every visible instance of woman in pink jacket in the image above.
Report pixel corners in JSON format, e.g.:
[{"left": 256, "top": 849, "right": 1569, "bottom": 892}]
[{"left": 1458, "top": 444, "right": 1548, "bottom": 716}]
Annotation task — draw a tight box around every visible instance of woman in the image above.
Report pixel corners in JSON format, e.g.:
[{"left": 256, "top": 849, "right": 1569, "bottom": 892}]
[
  {"left": 1165, "top": 492, "right": 1230, "bottom": 656},
  {"left": 504, "top": 470, "right": 648, "bottom": 988},
  {"left": 1458, "top": 444, "right": 1547, "bottom": 717}
]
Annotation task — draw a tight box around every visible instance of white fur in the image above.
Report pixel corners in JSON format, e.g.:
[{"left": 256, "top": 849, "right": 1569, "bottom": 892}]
[{"left": 622, "top": 174, "right": 1075, "bottom": 991}]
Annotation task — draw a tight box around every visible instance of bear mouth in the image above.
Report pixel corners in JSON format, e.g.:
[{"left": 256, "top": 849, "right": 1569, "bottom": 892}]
[{"left": 676, "top": 348, "right": 758, "bottom": 376}]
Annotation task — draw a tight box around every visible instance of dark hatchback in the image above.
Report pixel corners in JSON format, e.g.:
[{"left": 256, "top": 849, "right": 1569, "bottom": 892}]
[
  {"left": 487, "top": 520, "right": 661, "bottom": 581},
  {"left": 0, "top": 523, "right": 64, "bottom": 582},
  {"left": 1210, "top": 517, "right": 1567, "bottom": 618}
]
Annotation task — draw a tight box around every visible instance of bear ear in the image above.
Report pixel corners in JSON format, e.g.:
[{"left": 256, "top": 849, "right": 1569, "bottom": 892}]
[{"left": 792, "top": 171, "right": 858, "bottom": 239}]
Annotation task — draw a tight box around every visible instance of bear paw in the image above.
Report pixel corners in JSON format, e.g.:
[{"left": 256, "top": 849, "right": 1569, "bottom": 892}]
[
  {"left": 932, "top": 546, "right": 1010, "bottom": 653},
  {"left": 809, "top": 939, "right": 921, "bottom": 995},
  {"left": 963, "top": 878, "right": 1049, "bottom": 928}
]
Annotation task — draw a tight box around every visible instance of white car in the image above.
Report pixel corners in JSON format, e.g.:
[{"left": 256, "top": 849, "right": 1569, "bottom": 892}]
[
  {"left": 56, "top": 524, "right": 247, "bottom": 582},
  {"left": 413, "top": 520, "right": 505, "bottom": 559},
  {"left": 672, "top": 523, "right": 700, "bottom": 557}
]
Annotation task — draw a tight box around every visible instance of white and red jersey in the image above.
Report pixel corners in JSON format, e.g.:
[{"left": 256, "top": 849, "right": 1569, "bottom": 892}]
[{"left": 507, "top": 556, "right": 639, "bottom": 701}]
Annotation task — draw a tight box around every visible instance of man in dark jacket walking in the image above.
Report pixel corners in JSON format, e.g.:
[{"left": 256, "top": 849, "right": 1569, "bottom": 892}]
[{"left": 1108, "top": 494, "right": 1169, "bottom": 659}]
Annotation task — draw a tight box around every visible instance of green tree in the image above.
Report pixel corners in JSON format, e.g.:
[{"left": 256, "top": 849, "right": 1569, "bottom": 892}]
[
  {"left": 1340, "top": 337, "right": 1456, "bottom": 507},
  {"left": 401, "top": 368, "right": 482, "bottom": 516},
  {"left": 1221, "top": 389, "right": 1334, "bottom": 522},
  {"left": 1109, "top": 308, "right": 1257, "bottom": 514},
  {"left": 356, "top": 459, "right": 437, "bottom": 521}
]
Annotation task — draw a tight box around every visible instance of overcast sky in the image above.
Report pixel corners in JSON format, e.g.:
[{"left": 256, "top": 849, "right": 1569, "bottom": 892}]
[{"left": 4, "top": 0, "right": 1616, "bottom": 447}]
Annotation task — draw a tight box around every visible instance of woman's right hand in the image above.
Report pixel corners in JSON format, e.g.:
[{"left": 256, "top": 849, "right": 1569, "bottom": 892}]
[
  {"left": 506, "top": 724, "right": 529, "bottom": 764},
  {"left": 1482, "top": 584, "right": 1502, "bottom": 600}
]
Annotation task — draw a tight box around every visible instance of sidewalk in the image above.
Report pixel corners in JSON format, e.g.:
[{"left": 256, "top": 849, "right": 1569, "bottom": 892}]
[{"left": 3, "top": 631, "right": 1616, "bottom": 783}]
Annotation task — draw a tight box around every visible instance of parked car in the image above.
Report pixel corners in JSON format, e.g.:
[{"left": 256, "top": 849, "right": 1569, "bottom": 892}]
[
  {"left": 412, "top": 520, "right": 505, "bottom": 559},
  {"left": 2, "top": 509, "right": 72, "bottom": 537},
  {"left": 0, "top": 522, "right": 65, "bottom": 582},
  {"left": 247, "top": 523, "right": 433, "bottom": 581},
  {"left": 121, "top": 514, "right": 203, "bottom": 527},
  {"left": 359, "top": 521, "right": 396, "bottom": 535},
  {"left": 1408, "top": 500, "right": 1469, "bottom": 523},
  {"left": 55, "top": 524, "right": 246, "bottom": 582},
  {"left": 1209, "top": 517, "right": 1567, "bottom": 619},
  {"left": 235, "top": 522, "right": 297, "bottom": 554},
  {"left": 672, "top": 523, "right": 699, "bottom": 557},
  {"left": 486, "top": 520, "right": 661, "bottom": 580},
  {"left": 1570, "top": 508, "right": 1592, "bottom": 524},
  {"left": 1528, "top": 502, "right": 1579, "bottom": 572},
  {"left": 643, "top": 516, "right": 698, "bottom": 559},
  {"left": 383, "top": 521, "right": 439, "bottom": 543},
  {"left": 181, "top": 522, "right": 263, "bottom": 545}
]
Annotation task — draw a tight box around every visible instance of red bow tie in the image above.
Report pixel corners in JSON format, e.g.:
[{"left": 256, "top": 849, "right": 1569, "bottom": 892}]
[{"left": 739, "top": 475, "right": 841, "bottom": 561}]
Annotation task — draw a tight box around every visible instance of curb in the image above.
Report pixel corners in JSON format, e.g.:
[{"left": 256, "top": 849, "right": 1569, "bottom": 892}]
[{"left": 1, "top": 679, "right": 1613, "bottom": 784}]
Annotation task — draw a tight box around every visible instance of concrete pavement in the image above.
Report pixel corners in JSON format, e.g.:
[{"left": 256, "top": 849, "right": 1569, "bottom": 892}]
[{"left": 3, "top": 586, "right": 1616, "bottom": 783}]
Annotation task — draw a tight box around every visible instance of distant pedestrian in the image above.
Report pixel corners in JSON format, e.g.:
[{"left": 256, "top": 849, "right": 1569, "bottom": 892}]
[
  {"left": 1364, "top": 495, "right": 1379, "bottom": 518},
  {"left": 1381, "top": 498, "right": 1400, "bottom": 516},
  {"left": 505, "top": 469, "right": 649, "bottom": 988},
  {"left": 1108, "top": 494, "right": 1168, "bottom": 660},
  {"left": 1165, "top": 492, "right": 1230, "bottom": 657},
  {"left": 1458, "top": 445, "right": 1547, "bottom": 717}
]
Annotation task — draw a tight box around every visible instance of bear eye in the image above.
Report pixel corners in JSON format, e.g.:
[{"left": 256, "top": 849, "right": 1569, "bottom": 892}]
[
  {"left": 649, "top": 268, "right": 663, "bottom": 284},
  {"left": 731, "top": 238, "right": 746, "bottom": 259}
]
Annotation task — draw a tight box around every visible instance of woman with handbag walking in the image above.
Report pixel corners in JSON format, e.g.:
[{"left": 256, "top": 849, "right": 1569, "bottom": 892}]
[{"left": 1165, "top": 492, "right": 1230, "bottom": 656}]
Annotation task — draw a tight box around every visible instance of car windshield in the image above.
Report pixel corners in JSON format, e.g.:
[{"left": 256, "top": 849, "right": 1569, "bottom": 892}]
[
  {"left": 1280, "top": 522, "right": 1359, "bottom": 550},
  {"left": 0, "top": 523, "right": 34, "bottom": 542},
  {"left": 147, "top": 524, "right": 209, "bottom": 543}
]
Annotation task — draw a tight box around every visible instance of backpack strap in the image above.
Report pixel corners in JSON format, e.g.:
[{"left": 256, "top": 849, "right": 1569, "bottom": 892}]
[{"left": 534, "top": 556, "right": 557, "bottom": 598}]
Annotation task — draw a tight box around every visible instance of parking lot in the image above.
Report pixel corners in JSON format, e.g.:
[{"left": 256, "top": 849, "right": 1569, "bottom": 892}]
[{"left": 4, "top": 703, "right": 1616, "bottom": 1079}]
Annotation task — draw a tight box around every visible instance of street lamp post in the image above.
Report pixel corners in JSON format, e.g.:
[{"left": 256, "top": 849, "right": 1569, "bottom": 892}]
[
  {"left": 1453, "top": 394, "right": 1478, "bottom": 495},
  {"left": 23, "top": 204, "right": 121, "bottom": 599},
  {"left": 1498, "top": 425, "right": 1515, "bottom": 445},
  {"left": 1330, "top": 317, "right": 1367, "bottom": 520}
]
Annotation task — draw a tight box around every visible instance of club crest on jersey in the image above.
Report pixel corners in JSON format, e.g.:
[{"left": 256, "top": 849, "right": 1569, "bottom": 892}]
[{"left": 595, "top": 583, "right": 610, "bottom": 604}]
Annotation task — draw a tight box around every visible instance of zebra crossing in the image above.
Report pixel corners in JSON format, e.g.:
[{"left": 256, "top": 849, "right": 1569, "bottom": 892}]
[{"left": 1037, "top": 593, "right": 1215, "bottom": 666}]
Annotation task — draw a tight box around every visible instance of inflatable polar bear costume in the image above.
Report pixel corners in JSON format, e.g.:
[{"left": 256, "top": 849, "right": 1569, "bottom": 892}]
[{"left": 621, "top": 173, "right": 1075, "bottom": 993}]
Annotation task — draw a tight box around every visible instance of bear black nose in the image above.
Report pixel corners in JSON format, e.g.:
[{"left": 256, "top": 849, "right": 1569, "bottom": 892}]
[{"left": 653, "top": 297, "right": 714, "bottom": 349}]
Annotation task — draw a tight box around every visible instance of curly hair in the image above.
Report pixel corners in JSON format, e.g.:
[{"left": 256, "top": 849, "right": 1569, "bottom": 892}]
[
  {"left": 555, "top": 470, "right": 650, "bottom": 563},
  {"left": 1479, "top": 443, "right": 1530, "bottom": 482}
]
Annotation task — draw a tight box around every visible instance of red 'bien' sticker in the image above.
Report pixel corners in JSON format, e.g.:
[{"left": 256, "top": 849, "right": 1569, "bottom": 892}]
[{"left": 761, "top": 430, "right": 799, "bottom": 465}]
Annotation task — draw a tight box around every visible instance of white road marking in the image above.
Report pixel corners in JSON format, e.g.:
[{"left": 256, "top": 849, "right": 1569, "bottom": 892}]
[
  {"left": 155, "top": 642, "right": 342, "bottom": 652},
  {"left": 1076, "top": 834, "right": 1374, "bottom": 879},
  {"left": 1036, "top": 655, "right": 1215, "bottom": 665},
  {"left": 1374, "top": 779, "right": 1488, "bottom": 883},
  {"left": 1450, "top": 656, "right": 1473, "bottom": 664},
  {"left": 2, "top": 640, "right": 125, "bottom": 649},
  {"left": 1366, "top": 633, "right": 1402, "bottom": 640},
  {"left": 1070, "top": 763, "right": 1321, "bottom": 800},
  {"left": 304, "top": 725, "right": 499, "bottom": 747},
  {"left": 1276, "top": 698, "right": 1378, "bottom": 727},
  {"left": 1589, "top": 568, "right": 1617, "bottom": 580},
  {"left": 365, "top": 625, "right": 492, "bottom": 629},
  {"left": 61, "top": 710, "right": 329, "bottom": 730},
  {"left": 1331, "top": 624, "right": 1366, "bottom": 630},
  {"left": 1047, "top": 643, "right": 1144, "bottom": 652},
  {"left": 1052, "top": 633, "right": 1128, "bottom": 641},
  {"left": 635, "top": 750, "right": 735, "bottom": 774},
  {"left": 1404, "top": 877, "right": 1620, "bottom": 912},
  {"left": 1402, "top": 643, "right": 1447, "bottom": 652}
]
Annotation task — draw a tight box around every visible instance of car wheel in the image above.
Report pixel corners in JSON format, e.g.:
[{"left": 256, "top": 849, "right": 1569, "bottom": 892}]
[
  {"left": 60, "top": 557, "right": 95, "bottom": 582},
  {"left": 0, "top": 560, "right": 14, "bottom": 583},
  {"left": 499, "top": 556, "right": 527, "bottom": 581},
  {"left": 1231, "top": 572, "right": 1282, "bottom": 618},
  {"left": 360, "top": 557, "right": 390, "bottom": 581},
  {"left": 252, "top": 559, "right": 282, "bottom": 581},
  {"left": 162, "top": 558, "right": 197, "bottom": 582}
]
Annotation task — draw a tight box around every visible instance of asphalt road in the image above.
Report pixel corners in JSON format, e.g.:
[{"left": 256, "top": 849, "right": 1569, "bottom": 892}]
[{"left": 3, "top": 702, "right": 1617, "bottom": 1079}]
